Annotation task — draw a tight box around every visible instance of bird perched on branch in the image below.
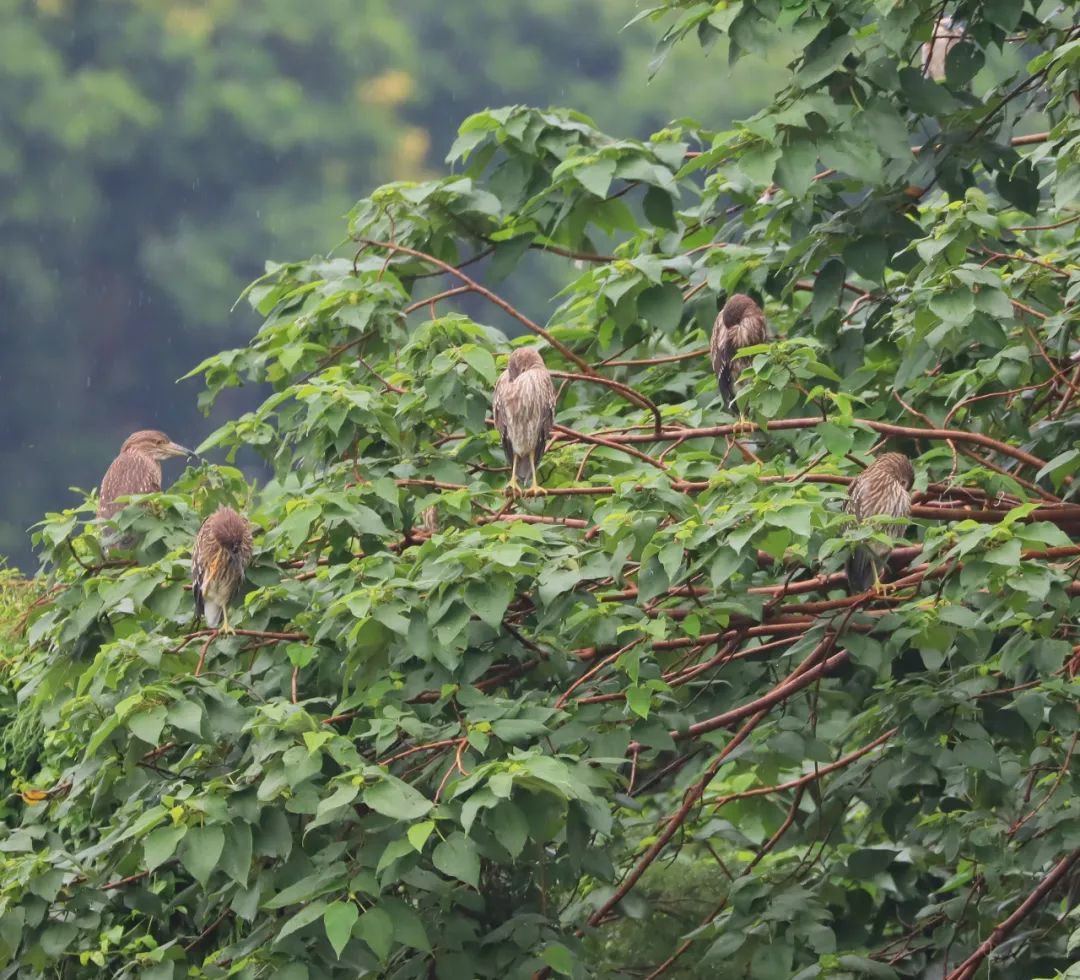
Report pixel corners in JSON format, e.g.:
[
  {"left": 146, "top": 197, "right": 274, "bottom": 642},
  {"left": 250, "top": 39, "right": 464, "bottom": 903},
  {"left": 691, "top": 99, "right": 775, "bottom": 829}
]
[
  {"left": 922, "top": 15, "right": 961, "bottom": 81},
  {"left": 98, "top": 429, "right": 195, "bottom": 546},
  {"left": 192, "top": 507, "right": 253, "bottom": 634},
  {"left": 493, "top": 347, "right": 557, "bottom": 497},
  {"left": 710, "top": 294, "right": 769, "bottom": 410},
  {"left": 844, "top": 452, "right": 915, "bottom": 594}
]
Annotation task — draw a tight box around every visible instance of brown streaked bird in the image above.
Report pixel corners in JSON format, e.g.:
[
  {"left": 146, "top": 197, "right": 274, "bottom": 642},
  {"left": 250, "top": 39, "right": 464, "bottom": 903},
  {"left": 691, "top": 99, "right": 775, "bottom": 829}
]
[
  {"left": 922, "top": 15, "right": 961, "bottom": 82},
  {"left": 492, "top": 347, "right": 557, "bottom": 497},
  {"left": 844, "top": 452, "right": 915, "bottom": 594},
  {"left": 710, "top": 293, "right": 769, "bottom": 410},
  {"left": 192, "top": 507, "right": 253, "bottom": 634},
  {"left": 98, "top": 429, "right": 195, "bottom": 546}
]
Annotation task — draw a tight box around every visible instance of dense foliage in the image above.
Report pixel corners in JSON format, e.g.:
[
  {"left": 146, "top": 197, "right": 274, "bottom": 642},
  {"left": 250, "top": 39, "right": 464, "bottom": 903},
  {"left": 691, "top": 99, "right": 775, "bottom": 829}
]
[
  {"left": 0, "top": 0, "right": 780, "bottom": 567},
  {"left": 4, "top": 0, "right": 1080, "bottom": 977}
]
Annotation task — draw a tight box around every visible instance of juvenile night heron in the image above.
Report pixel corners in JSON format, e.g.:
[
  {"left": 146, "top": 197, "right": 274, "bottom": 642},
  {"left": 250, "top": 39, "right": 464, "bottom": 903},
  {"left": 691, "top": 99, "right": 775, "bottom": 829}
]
[
  {"left": 97, "top": 429, "right": 194, "bottom": 546},
  {"left": 844, "top": 452, "right": 915, "bottom": 594},
  {"left": 710, "top": 294, "right": 770, "bottom": 410},
  {"left": 192, "top": 506, "right": 253, "bottom": 634},
  {"left": 922, "top": 15, "right": 961, "bottom": 81},
  {"left": 492, "top": 347, "right": 557, "bottom": 497}
]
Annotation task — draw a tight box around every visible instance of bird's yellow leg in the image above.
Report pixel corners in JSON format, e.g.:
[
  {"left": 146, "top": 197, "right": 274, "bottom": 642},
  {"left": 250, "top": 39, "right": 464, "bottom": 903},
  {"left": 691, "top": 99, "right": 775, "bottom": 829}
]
[
  {"left": 505, "top": 463, "right": 521, "bottom": 499},
  {"left": 219, "top": 606, "right": 236, "bottom": 636},
  {"left": 872, "top": 566, "right": 898, "bottom": 597},
  {"left": 525, "top": 455, "right": 546, "bottom": 497}
]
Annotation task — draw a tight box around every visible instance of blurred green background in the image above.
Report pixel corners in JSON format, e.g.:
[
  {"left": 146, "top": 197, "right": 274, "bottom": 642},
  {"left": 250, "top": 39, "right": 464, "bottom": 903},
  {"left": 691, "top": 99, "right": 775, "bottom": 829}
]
[{"left": 0, "top": 0, "right": 782, "bottom": 569}]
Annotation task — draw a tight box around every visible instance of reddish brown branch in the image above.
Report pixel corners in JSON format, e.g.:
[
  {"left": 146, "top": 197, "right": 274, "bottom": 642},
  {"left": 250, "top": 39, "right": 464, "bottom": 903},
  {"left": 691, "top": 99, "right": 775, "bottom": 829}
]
[
  {"left": 944, "top": 850, "right": 1080, "bottom": 980},
  {"left": 603, "top": 347, "right": 709, "bottom": 368},
  {"left": 584, "top": 706, "right": 771, "bottom": 930},
  {"left": 710, "top": 727, "right": 898, "bottom": 808},
  {"left": 402, "top": 285, "right": 472, "bottom": 315},
  {"left": 552, "top": 424, "right": 669, "bottom": 472},
  {"left": 550, "top": 370, "right": 662, "bottom": 436},
  {"left": 355, "top": 238, "right": 591, "bottom": 373}
]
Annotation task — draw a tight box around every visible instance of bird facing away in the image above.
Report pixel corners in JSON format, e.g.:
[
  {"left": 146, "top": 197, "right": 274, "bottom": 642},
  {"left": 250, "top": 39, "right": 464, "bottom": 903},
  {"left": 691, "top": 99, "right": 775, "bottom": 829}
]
[
  {"left": 710, "top": 294, "right": 769, "bottom": 410},
  {"left": 98, "top": 429, "right": 194, "bottom": 545},
  {"left": 922, "top": 15, "right": 961, "bottom": 81},
  {"left": 492, "top": 347, "right": 557, "bottom": 497},
  {"left": 192, "top": 507, "right": 253, "bottom": 634},
  {"left": 844, "top": 452, "right": 915, "bottom": 594}
]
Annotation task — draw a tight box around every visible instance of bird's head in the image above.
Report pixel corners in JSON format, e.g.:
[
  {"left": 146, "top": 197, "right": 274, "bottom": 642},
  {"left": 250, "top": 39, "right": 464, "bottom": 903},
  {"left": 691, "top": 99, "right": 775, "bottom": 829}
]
[
  {"left": 208, "top": 507, "right": 254, "bottom": 563},
  {"left": 121, "top": 429, "right": 196, "bottom": 461},
  {"left": 505, "top": 347, "right": 546, "bottom": 379},
  {"left": 877, "top": 452, "right": 916, "bottom": 490},
  {"left": 721, "top": 293, "right": 762, "bottom": 327}
]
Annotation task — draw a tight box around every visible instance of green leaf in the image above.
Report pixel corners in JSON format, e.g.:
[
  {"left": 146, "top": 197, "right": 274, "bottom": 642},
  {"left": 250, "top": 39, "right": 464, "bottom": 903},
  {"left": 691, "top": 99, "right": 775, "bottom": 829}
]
[
  {"left": 220, "top": 822, "right": 253, "bottom": 885},
  {"left": 1035, "top": 449, "right": 1080, "bottom": 485},
  {"left": 626, "top": 685, "right": 651, "bottom": 719},
  {"left": 178, "top": 825, "right": 225, "bottom": 886},
  {"left": 773, "top": 135, "right": 818, "bottom": 197},
  {"left": 643, "top": 186, "right": 677, "bottom": 230},
  {"left": 464, "top": 576, "right": 514, "bottom": 629},
  {"left": 984, "top": 0, "right": 1022, "bottom": 31},
  {"left": 407, "top": 820, "right": 435, "bottom": 852},
  {"left": 541, "top": 943, "right": 575, "bottom": 976},
  {"left": 574, "top": 158, "right": 617, "bottom": 197},
  {"left": 491, "top": 718, "right": 549, "bottom": 742},
  {"left": 537, "top": 565, "right": 583, "bottom": 605},
  {"left": 128, "top": 705, "right": 168, "bottom": 745},
  {"left": 167, "top": 699, "right": 205, "bottom": 737},
  {"left": 638, "top": 283, "right": 683, "bottom": 332},
  {"left": 40, "top": 923, "right": 77, "bottom": 956},
  {"left": 490, "top": 802, "right": 529, "bottom": 858},
  {"left": 275, "top": 901, "right": 329, "bottom": 945},
  {"left": 945, "top": 41, "right": 984, "bottom": 86},
  {"left": 432, "top": 832, "right": 480, "bottom": 888},
  {"left": 996, "top": 161, "right": 1040, "bottom": 216},
  {"left": 929, "top": 289, "right": 974, "bottom": 325},
  {"left": 847, "top": 848, "right": 899, "bottom": 877},
  {"left": 462, "top": 346, "right": 496, "bottom": 384},
  {"left": 811, "top": 259, "right": 845, "bottom": 323},
  {"left": 356, "top": 906, "right": 394, "bottom": 961},
  {"left": 264, "top": 868, "right": 346, "bottom": 909},
  {"left": 383, "top": 896, "right": 430, "bottom": 951},
  {"left": 143, "top": 825, "right": 186, "bottom": 872},
  {"left": 364, "top": 776, "right": 433, "bottom": 820},
  {"left": 323, "top": 901, "right": 359, "bottom": 959},
  {"left": 843, "top": 237, "right": 889, "bottom": 282},
  {"left": 818, "top": 421, "right": 854, "bottom": 457},
  {"left": 308, "top": 783, "right": 360, "bottom": 831}
]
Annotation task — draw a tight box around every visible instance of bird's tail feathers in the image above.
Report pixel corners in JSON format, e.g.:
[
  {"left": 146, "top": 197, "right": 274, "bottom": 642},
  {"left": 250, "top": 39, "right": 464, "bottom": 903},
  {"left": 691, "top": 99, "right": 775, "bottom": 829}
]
[
  {"left": 717, "top": 367, "right": 737, "bottom": 411},
  {"left": 845, "top": 547, "right": 876, "bottom": 594},
  {"left": 514, "top": 454, "right": 534, "bottom": 485},
  {"left": 716, "top": 329, "right": 739, "bottom": 409}
]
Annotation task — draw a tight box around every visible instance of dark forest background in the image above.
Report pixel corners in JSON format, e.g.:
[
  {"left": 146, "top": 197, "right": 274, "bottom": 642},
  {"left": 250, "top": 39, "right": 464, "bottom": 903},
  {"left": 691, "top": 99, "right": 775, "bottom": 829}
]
[{"left": 0, "top": 0, "right": 782, "bottom": 568}]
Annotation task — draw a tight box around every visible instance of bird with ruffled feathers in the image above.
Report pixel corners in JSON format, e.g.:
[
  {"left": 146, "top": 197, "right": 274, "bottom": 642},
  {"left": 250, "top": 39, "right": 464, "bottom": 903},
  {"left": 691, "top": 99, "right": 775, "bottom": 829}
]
[
  {"left": 492, "top": 347, "right": 557, "bottom": 497},
  {"left": 710, "top": 293, "right": 770, "bottom": 411},
  {"left": 844, "top": 452, "right": 915, "bottom": 594},
  {"left": 192, "top": 506, "right": 253, "bottom": 634}
]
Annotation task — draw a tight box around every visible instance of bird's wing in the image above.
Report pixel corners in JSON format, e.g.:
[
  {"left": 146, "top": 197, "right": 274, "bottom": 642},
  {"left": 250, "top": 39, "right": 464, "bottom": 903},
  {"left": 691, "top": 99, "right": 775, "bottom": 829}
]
[
  {"left": 709, "top": 312, "right": 728, "bottom": 379},
  {"left": 843, "top": 476, "right": 865, "bottom": 517},
  {"left": 846, "top": 471, "right": 910, "bottom": 532},
  {"left": 98, "top": 454, "right": 161, "bottom": 519},
  {"left": 880, "top": 484, "right": 912, "bottom": 537},
  {"left": 529, "top": 367, "right": 557, "bottom": 466},
  {"left": 492, "top": 370, "right": 514, "bottom": 462},
  {"left": 736, "top": 310, "right": 769, "bottom": 351}
]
